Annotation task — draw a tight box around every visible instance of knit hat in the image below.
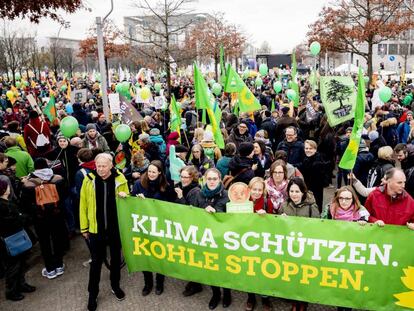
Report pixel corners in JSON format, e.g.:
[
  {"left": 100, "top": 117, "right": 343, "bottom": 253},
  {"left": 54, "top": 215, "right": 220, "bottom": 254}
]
[
  {"left": 91, "top": 111, "right": 98, "bottom": 119},
  {"left": 86, "top": 123, "right": 97, "bottom": 132},
  {"left": 359, "top": 140, "right": 368, "bottom": 152},
  {"left": 57, "top": 133, "right": 69, "bottom": 141},
  {"left": 149, "top": 128, "right": 160, "bottom": 136},
  {"left": 138, "top": 133, "right": 150, "bottom": 143},
  {"left": 407, "top": 110, "right": 413, "bottom": 116},
  {"left": 239, "top": 142, "right": 255, "bottom": 157},
  {"left": 0, "top": 178, "right": 8, "bottom": 196},
  {"left": 368, "top": 130, "right": 379, "bottom": 141},
  {"left": 175, "top": 144, "right": 189, "bottom": 153}
]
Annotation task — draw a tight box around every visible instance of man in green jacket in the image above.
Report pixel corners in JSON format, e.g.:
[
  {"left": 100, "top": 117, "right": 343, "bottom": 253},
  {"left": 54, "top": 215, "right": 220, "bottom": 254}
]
[
  {"left": 4, "top": 136, "right": 34, "bottom": 178},
  {"left": 79, "top": 153, "right": 129, "bottom": 311}
]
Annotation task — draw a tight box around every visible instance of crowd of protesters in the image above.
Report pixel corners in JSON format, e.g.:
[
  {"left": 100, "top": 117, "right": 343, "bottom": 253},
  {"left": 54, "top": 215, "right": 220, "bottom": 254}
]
[{"left": 0, "top": 70, "right": 414, "bottom": 311}]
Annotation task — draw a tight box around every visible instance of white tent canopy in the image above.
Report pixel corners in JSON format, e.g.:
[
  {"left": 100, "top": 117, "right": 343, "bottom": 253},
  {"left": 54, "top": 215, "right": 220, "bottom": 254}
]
[{"left": 334, "top": 64, "right": 360, "bottom": 74}]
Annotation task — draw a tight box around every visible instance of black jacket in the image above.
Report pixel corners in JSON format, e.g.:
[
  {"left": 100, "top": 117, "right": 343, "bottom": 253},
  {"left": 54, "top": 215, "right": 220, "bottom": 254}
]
[
  {"left": 193, "top": 184, "right": 229, "bottom": 212},
  {"left": 228, "top": 156, "right": 255, "bottom": 185},
  {"left": 277, "top": 139, "right": 305, "bottom": 167}
]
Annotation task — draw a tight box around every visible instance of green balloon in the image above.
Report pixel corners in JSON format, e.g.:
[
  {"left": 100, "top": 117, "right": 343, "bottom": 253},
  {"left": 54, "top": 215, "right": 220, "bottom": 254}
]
[
  {"left": 209, "top": 79, "right": 216, "bottom": 86},
  {"left": 115, "top": 83, "right": 122, "bottom": 93},
  {"left": 24, "top": 81, "right": 29, "bottom": 87},
  {"left": 255, "top": 77, "right": 263, "bottom": 87},
  {"left": 379, "top": 86, "right": 392, "bottom": 103},
  {"left": 250, "top": 80, "right": 255, "bottom": 86},
  {"left": 310, "top": 41, "right": 321, "bottom": 56},
  {"left": 273, "top": 81, "right": 282, "bottom": 93},
  {"left": 243, "top": 68, "right": 250, "bottom": 79},
  {"left": 115, "top": 124, "right": 132, "bottom": 143},
  {"left": 212, "top": 83, "right": 222, "bottom": 96},
  {"left": 121, "top": 81, "right": 130, "bottom": 94},
  {"left": 60, "top": 116, "right": 79, "bottom": 138},
  {"left": 15, "top": 73, "right": 21, "bottom": 81},
  {"left": 61, "top": 84, "right": 67, "bottom": 92},
  {"left": 15, "top": 81, "right": 21, "bottom": 88},
  {"left": 286, "top": 89, "right": 297, "bottom": 101},
  {"left": 259, "top": 64, "right": 268, "bottom": 76},
  {"left": 364, "top": 76, "right": 370, "bottom": 84},
  {"left": 154, "top": 83, "right": 162, "bottom": 92}
]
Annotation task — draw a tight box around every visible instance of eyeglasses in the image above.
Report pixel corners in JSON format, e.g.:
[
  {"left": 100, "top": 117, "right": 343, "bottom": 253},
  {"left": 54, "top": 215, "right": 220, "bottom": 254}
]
[
  {"left": 207, "top": 177, "right": 219, "bottom": 181},
  {"left": 180, "top": 175, "right": 191, "bottom": 179},
  {"left": 273, "top": 171, "right": 284, "bottom": 175},
  {"left": 338, "top": 197, "right": 352, "bottom": 201},
  {"left": 239, "top": 126, "right": 248, "bottom": 129}
]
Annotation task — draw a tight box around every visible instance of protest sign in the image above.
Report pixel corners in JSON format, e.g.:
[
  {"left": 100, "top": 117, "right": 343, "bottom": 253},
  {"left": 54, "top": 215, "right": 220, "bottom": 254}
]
[
  {"left": 320, "top": 76, "right": 357, "bottom": 127},
  {"left": 70, "top": 89, "right": 88, "bottom": 104},
  {"left": 119, "top": 95, "right": 143, "bottom": 124},
  {"left": 108, "top": 93, "right": 121, "bottom": 114},
  {"left": 117, "top": 197, "right": 414, "bottom": 311}
]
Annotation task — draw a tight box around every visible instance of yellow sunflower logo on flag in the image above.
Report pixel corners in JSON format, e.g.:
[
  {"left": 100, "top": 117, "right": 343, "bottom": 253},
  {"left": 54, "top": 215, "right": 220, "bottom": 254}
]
[{"left": 394, "top": 266, "right": 414, "bottom": 309}]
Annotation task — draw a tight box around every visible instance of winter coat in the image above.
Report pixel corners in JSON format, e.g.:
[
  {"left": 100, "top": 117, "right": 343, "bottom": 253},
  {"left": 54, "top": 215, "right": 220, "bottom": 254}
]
[
  {"left": 278, "top": 193, "right": 320, "bottom": 218},
  {"left": 353, "top": 150, "right": 375, "bottom": 186},
  {"left": 228, "top": 156, "right": 255, "bottom": 185},
  {"left": 166, "top": 132, "right": 180, "bottom": 156},
  {"left": 5, "top": 146, "right": 34, "bottom": 178},
  {"left": 46, "top": 145, "right": 79, "bottom": 186},
  {"left": 150, "top": 134, "right": 166, "bottom": 157},
  {"left": 274, "top": 116, "right": 298, "bottom": 146},
  {"left": 365, "top": 186, "right": 414, "bottom": 225},
  {"left": 23, "top": 118, "right": 52, "bottom": 157},
  {"left": 0, "top": 198, "right": 24, "bottom": 239},
  {"left": 378, "top": 116, "right": 399, "bottom": 147},
  {"left": 74, "top": 160, "right": 96, "bottom": 199},
  {"left": 72, "top": 103, "right": 91, "bottom": 126},
  {"left": 82, "top": 133, "right": 110, "bottom": 153},
  {"left": 369, "top": 136, "right": 387, "bottom": 159},
  {"left": 190, "top": 155, "right": 215, "bottom": 176},
  {"left": 260, "top": 117, "right": 276, "bottom": 148},
  {"left": 253, "top": 153, "right": 272, "bottom": 178},
  {"left": 397, "top": 121, "right": 411, "bottom": 144},
  {"left": 175, "top": 181, "right": 200, "bottom": 206},
  {"left": 216, "top": 156, "right": 232, "bottom": 178},
  {"left": 300, "top": 152, "right": 329, "bottom": 193},
  {"left": 227, "top": 128, "right": 253, "bottom": 149},
  {"left": 79, "top": 170, "right": 129, "bottom": 234},
  {"left": 277, "top": 139, "right": 305, "bottom": 167},
  {"left": 193, "top": 183, "right": 229, "bottom": 212}
]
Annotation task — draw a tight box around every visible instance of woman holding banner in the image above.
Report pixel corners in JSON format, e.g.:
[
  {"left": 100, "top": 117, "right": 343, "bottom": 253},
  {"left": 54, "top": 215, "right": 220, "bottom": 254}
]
[
  {"left": 131, "top": 160, "right": 170, "bottom": 296},
  {"left": 265, "top": 160, "right": 289, "bottom": 214},
  {"left": 192, "top": 168, "right": 230, "bottom": 310},
  {"left": 279, "top": 177, "right": 320, "bottom": 311}
]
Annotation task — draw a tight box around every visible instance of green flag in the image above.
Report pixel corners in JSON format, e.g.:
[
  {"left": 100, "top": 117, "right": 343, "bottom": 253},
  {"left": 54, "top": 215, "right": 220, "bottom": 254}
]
[
  {"left": 224, "top": 65, "right": 261, "bottom": 113},
  {"left": 220, "top": 44, "right": 226, "bottom": 86},
  {"left": 193, "top": 63, "right": 224, "bottom": 148},
  {"left": 271, "top": 99, "right": 275, "bottom": 112},
  {"left": 291, "top": 51, "right": 300, "bottom": 107},
  {"left": 193, "top": 63, "right": 208, "bottom": 109},
  {"left": 43, "top": 95, "right": 56, "bottom": 121},
  {"left": 170, "top": 94, "right": 181, "bottom": 136},
  {"left": 339, "top": 68, "right": 365, "bottom": 170}
]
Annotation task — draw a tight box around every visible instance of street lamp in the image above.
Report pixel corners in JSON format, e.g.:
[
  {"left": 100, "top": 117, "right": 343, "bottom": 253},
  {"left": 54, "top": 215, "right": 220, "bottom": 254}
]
[{"left": 96, "top": 0, "right": 114, "bottom": 121}]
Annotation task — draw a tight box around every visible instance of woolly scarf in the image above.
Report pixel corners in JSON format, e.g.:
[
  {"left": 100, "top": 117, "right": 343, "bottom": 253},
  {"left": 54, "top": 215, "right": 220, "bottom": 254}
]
[
  {"left": 330, "top": 203, "right": 360, "bottom": 221},
  {"left": 201, "top": 183, "right": 223, "bottom": 198},
  {"left": 251, "top": 195, "right": 265, "bottom": 212},
  {"left": 266, "top": 178, "right": 288, "bottom": 213}
]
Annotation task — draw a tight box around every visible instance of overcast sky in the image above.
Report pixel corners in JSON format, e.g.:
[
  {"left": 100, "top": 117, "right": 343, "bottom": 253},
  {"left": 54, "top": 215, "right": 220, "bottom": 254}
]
[{"left": 15, "top": 0, "right": 330, "bottom": 53}]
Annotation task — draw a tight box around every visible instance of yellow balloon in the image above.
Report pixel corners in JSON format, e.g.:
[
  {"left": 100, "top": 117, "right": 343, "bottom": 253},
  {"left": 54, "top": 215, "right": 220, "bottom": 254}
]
[
  {"left": 6, "top": 90, "right": 13, "bottom": 100},
  {"left": 141, "top": 87, "right": 151, "bottom": 100}
]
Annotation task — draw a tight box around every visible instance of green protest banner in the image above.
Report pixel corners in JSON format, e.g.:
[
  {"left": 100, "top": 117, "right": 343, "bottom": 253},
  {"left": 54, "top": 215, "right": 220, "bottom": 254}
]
[
  {"left": 117, "top": 197, "right": 414, "bottom": 311},
  {"left": 320, "top": 76, "right": 357, "bottom": 127}
]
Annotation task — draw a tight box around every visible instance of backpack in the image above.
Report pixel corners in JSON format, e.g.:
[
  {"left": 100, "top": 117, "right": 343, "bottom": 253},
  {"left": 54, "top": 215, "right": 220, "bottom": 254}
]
[
  {"left": 367, "top": 163, "right": 393, "bottom": 188},
  {"left": 28, "top": 123, "right": 50, "bottom": 149},
  {"left": 31, "top": 178, "right": 60, "bottom": 210}
]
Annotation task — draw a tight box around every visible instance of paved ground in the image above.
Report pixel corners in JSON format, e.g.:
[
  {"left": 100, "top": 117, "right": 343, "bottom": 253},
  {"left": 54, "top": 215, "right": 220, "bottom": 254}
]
[{"left": 0, "top": 187, "right": 355, "bottom": 311}]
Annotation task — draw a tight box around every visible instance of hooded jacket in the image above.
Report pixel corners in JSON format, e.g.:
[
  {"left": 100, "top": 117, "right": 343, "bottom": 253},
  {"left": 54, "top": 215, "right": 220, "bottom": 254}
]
[
  {"left": 82, "top": 132, "right": 110, "bottom": 153},
  {"left": 228, "top": 155, "right": 255, "bottom": 184},
  {"left": 279, "top": 193, "right": 320, "bottom": 218}
]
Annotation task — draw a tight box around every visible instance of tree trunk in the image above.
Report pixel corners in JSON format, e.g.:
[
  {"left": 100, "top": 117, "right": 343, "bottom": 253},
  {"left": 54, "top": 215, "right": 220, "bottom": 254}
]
[
  {"left": 367, "top": 40, "right": 373, "bottom": 84},
  {"left": 166, "top": 61, "right": 171, "bottom": 97}
]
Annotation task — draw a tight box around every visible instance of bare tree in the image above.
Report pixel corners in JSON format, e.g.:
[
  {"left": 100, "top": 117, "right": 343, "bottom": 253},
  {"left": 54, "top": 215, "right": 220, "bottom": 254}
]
[
  {"left": 127, "top": 0, "right": 196, "bottom": 95},
  {"left": 258, "top": 41, "right": 271, "bottom": 54},
  {"left": 60, "top": 47, "right": 82, "bottom": 76}
]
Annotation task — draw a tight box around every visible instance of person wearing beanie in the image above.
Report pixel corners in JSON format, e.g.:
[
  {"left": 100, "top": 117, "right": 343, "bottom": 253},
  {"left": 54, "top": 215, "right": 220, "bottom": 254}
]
[
  {"left": 227, "top": 142, "right": 256, "bottom": 186},
  {"left": 82, "top": 123, "right": 110, "bottom": 153},
  {"left": 397, "top": 110, "right": 413, "bottom": 143},
  {"left": 200, "top": 131, "right": 222, "bottom": 163},
  {"left": 0, "top": 178, "right": 36, "bottom": 301},
  {"left": 23, "top": 109, "right": 52, "bottom": 158},
  {"left": 149, "top": 128, "right": 166, "bottom": 160},
  {"left": 21, "top": 157, "right": 67, "bottom": 281}
]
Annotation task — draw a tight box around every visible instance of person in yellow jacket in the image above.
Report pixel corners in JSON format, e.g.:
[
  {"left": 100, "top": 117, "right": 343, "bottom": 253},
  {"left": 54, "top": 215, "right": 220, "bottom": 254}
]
[{"left": 79, "top": 153, "right": 129, "bottom": 311}]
